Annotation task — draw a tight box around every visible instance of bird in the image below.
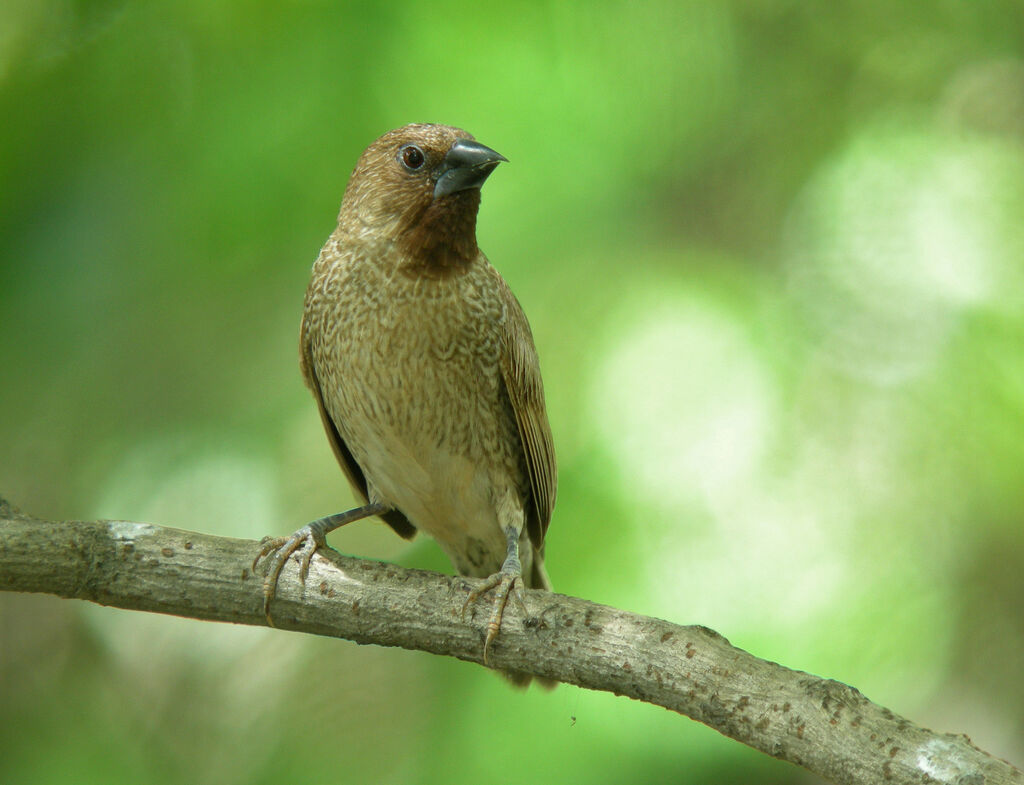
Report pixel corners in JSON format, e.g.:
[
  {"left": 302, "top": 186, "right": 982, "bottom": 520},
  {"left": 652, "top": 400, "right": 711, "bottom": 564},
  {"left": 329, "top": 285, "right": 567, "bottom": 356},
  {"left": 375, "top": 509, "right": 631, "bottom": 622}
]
[{"left": 253, "top": 123, "right": 556, "bottom": 686}]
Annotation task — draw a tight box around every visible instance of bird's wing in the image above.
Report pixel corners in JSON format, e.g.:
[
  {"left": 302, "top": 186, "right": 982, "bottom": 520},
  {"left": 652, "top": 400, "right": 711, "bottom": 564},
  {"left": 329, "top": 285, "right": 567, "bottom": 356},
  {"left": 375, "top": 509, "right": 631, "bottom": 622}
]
[
  {"left": 299, "top": 315, "right": 417, "bottom": 540},
  {"left": 496, "top": 273, "right": 557, "bottom": 551}
]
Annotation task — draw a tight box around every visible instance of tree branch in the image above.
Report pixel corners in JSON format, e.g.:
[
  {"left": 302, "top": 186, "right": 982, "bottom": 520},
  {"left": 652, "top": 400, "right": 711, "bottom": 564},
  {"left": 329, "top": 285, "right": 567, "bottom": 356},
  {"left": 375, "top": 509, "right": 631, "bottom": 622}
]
[{"left": 0, "top": 497, "right": 1018, "bottom": 785}]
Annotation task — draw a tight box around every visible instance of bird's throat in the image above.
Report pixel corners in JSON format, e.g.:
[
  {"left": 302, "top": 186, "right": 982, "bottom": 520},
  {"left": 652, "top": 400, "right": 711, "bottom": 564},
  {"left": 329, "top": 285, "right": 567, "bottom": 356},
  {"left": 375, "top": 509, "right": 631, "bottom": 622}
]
[{"left": 398, "top": 190, "right": 481, "bottom": 278}]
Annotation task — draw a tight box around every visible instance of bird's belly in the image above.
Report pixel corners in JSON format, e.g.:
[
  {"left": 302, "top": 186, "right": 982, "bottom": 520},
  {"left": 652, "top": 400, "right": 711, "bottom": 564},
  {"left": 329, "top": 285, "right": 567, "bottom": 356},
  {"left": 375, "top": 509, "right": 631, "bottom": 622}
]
[{"left": 355, "top": 424, "right": 508, "bottom": 576}]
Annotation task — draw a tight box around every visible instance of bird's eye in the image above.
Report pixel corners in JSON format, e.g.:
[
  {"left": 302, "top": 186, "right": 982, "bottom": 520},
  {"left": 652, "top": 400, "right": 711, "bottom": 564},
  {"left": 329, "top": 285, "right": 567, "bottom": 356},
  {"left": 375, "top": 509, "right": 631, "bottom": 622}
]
[{"left": 400, "top": 145, "right": 425, "bottom": 171}]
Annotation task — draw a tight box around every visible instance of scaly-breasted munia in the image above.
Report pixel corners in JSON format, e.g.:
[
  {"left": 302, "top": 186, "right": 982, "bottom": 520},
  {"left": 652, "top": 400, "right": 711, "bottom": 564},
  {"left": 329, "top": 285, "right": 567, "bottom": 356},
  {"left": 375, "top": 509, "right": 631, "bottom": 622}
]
[{"left": 255, "top": 124, "right": 556, "bottom": 685}]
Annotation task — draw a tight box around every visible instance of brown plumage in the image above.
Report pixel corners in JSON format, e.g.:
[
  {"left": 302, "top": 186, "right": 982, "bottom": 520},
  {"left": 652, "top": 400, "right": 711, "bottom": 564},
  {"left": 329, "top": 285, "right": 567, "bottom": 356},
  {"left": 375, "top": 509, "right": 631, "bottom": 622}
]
[{"left": 254, "top": 123, "right": 556, "bottom": 685}]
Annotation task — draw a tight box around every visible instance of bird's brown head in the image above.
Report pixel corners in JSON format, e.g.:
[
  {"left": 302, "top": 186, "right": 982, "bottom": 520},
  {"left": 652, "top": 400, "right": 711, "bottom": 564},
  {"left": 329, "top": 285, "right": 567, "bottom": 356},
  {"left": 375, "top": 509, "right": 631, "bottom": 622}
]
[{"left": 337, "top": 123, "right": 506, "bottom": 277}]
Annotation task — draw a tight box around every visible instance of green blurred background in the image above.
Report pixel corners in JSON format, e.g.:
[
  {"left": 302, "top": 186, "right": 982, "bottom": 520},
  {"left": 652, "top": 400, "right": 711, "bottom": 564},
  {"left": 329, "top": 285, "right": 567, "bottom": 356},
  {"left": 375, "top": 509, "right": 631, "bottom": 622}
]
[{"left": 2, "top": 1, "right": 1023, "bottom": 783}]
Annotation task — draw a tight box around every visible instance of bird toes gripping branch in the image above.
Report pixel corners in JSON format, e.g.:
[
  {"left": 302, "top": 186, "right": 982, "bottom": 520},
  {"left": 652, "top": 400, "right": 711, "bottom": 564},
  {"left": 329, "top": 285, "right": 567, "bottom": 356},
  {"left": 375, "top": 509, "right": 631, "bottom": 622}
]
[
  {"left": 461, "top": 525, "right": 532, "bottom": 664},
  {"left": 462, "top": 568, "right": 530, "bottom": 664},
  {"left": 252, "top": 503, "right": 388, "bottom": 625},
  {"left": 252, "top": 524, "right": 326, "bottom": 625}
]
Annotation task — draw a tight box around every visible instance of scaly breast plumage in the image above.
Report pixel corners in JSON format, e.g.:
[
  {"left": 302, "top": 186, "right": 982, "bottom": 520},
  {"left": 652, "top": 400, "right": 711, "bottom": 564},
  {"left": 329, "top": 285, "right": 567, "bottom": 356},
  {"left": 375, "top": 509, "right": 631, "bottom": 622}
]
[{"left": 311, "top": 267, "right": 518, "bottom": 476}]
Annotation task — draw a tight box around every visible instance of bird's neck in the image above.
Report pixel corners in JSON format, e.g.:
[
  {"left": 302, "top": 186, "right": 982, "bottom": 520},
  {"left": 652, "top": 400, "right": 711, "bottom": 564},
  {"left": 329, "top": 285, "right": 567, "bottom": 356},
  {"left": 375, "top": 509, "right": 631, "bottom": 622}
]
[{"left": 397, "top": 190, "right": 481, "bottom": 279}]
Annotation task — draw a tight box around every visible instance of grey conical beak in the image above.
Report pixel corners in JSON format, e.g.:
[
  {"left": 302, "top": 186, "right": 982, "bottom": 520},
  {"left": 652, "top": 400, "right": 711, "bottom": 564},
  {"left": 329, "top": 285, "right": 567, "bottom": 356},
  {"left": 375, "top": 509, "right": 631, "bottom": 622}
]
[{"left": 433, "top": 139, "right": 507, "bottom": 199}]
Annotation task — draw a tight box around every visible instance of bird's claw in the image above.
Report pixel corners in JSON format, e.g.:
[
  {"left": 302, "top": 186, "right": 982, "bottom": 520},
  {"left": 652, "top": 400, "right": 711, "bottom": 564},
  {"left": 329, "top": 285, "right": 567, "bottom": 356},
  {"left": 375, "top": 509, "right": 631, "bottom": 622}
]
[
  {"left": 462, "top": 571, "right": 529, "bottom": 664},
  {"left": 252, "top": 524, "right": 327, "bottom": 626}
]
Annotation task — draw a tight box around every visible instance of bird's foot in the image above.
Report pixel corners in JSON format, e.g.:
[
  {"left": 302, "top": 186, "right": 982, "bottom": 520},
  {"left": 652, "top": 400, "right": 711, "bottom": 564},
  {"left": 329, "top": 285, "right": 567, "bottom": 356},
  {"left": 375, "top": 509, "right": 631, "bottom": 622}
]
[
  {"left": 462, "top": 569, "right": 529, "bottom": 664},
  {"left": 252, "top": 503, "right": 388, "bottom": 627},
  {"left": 252, "top": 521, "right": 330, "bottom": 626}
]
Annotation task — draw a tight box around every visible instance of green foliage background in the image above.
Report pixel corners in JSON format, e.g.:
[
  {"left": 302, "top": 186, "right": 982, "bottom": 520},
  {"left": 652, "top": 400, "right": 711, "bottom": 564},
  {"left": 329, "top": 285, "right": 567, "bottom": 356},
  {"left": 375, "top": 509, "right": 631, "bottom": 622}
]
[{"left": 2, "top": 2, "right": 1023, "bottom": 783}]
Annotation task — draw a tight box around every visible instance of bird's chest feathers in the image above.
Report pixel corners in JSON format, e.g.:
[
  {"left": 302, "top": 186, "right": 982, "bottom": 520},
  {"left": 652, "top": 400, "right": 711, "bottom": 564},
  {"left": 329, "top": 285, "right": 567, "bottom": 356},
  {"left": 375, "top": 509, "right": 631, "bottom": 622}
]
[
  {"left": 347, "top": 271, "right": 502, "bottom": 382},
  {"left": 313, "top": 264, "right": 511, "bottom": 457}
]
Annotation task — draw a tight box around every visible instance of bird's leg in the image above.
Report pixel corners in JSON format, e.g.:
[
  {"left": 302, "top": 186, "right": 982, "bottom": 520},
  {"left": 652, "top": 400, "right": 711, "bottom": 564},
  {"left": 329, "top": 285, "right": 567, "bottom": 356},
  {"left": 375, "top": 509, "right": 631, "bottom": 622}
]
[
  {"left": 253, "top": 502, "right": 388, "bottom": 626},
  {"left": 462, "top": 526, "right": 530, "bottom": 664}
]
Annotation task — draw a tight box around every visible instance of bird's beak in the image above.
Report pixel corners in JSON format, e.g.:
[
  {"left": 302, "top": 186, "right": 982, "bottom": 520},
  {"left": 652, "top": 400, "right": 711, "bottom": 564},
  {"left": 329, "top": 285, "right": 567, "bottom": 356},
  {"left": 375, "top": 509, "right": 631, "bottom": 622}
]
[{"left": 433, "top": 139, "right": 507, "bottom": 200}]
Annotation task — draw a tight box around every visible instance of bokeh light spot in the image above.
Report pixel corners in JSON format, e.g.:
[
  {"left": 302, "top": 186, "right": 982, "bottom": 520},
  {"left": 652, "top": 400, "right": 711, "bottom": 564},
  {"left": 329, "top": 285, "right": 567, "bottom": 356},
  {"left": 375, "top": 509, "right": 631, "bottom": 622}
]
[
  {"left": 588, "top": 293, "right": 777, "bottom": 513},
  {"left": 784, "top": 125, "right": 1024, "bottom": 385}
]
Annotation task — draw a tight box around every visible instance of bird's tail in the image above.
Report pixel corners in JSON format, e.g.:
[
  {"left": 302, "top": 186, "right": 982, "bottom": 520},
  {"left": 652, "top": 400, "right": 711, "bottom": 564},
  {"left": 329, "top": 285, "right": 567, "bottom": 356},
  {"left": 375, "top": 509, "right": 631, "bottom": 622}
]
[{"left": 529, "top": 545, "right": 552, "bottom": 592}]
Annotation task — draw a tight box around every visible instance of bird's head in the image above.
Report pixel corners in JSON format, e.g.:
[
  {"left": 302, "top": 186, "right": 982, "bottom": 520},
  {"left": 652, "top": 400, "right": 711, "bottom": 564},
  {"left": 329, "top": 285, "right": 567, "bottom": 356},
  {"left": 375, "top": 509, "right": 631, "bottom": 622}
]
[{"left": 337, "top": 123, "right": 506, "bottom": 276}]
